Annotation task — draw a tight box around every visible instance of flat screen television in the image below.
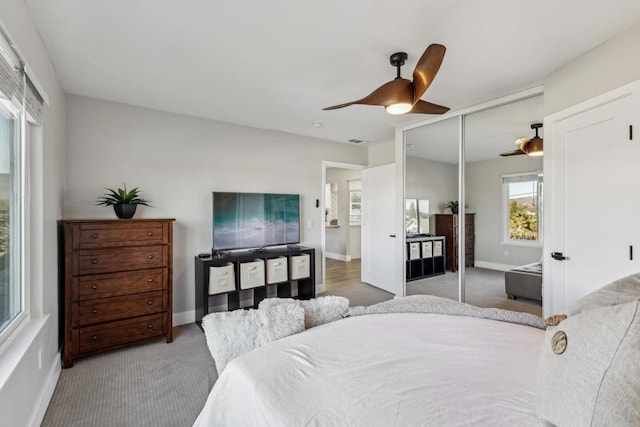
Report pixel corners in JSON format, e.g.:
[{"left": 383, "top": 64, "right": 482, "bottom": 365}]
[{"left": 212, "top": 192, "right": 300, "bottom": 251}]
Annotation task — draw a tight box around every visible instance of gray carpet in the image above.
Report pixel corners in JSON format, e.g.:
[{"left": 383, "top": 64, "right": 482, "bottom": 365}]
[
  {"left": 42, "top": 324, "right": 216, "bottom": 427},
  {"left": 407, "top": 267, "right": 542, "bottom": 316}
]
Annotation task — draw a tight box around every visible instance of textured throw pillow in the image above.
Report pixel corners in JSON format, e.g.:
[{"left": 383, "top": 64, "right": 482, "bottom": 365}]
[
  {"left": 258, "top": 295, "right": 350, "bottom": 328},
  {"left": 564, "top": 272, "right": 640, "bottom": 316},
  {"left": 201, "top": 304, "right": 305, "bottom": 374},
  {"left": 537, "top": 299, "right": 640, "bottom": 426}
]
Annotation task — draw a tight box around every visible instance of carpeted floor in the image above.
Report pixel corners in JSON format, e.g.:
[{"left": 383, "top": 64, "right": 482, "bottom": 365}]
[
  {"left": 407, "top": 267, "right": 542, "bottom": 316},
  {"left": 41, "top": 324, "right": 216, "bottom": 427}
]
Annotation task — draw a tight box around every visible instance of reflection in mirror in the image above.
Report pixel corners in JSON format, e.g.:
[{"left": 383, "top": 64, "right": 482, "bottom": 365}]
[
  {"left": 405, "top": 199, "right": 430, "bottom": 235},
  {"left": 404, "top": 116, "right": 459, "bottom": 302},
  {"left": 463, "top": 94, "right": 543, "bottom": 316}
]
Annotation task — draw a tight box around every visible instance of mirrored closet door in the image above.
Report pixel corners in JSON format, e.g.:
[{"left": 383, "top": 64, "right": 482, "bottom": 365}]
[
  {"left": 402, "top": 90, "right": 544, "bottom": 316},
  {"left": 404, "top": 116, "right": 460, "bottom": 301},
  {"left": 463, "top": 95, "right": 544, "bottom": 315}
]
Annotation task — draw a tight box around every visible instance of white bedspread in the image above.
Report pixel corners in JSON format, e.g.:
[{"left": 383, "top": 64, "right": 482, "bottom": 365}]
[{"left": 194, "top": 313, "right": 543, "bottom": 426}]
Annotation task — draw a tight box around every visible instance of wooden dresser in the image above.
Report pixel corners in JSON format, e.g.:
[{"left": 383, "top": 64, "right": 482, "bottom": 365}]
[
  {"left": 59, "top": 219, "right": 174, "bottom": 368},
  {"left": 435, "top": 213, "right": 475, "bottom": 272}
]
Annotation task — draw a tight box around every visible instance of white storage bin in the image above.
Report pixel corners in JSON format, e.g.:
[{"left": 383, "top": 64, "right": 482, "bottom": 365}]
[
  {"left": 408, "top": 242, "right": 421, "bottom": 260},
  {"left": 266, "top": 257, "right": 288, "bottom": 284},
  {"left": 422, "top": 241, "right": 433, "bottom": 258},
  {"left": 240, "top": 259, "right": 265, "bottom": 289},
  {"left": 290, "top": 254, "right": 310, "bottom": 280},
  {"left": 433, "top": 240, "right": 443, "bottom": 257},
  {"left": 209, "top": 263, "right": 235, "bottom": 295}
]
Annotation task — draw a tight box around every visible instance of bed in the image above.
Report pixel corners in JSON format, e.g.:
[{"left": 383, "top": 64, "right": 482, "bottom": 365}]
[
  {"left": 194, "top": 300, "right": 544, "bottom": 426},
  {"left": 194, "top": 276, "right": 640, "bottom": 426}
]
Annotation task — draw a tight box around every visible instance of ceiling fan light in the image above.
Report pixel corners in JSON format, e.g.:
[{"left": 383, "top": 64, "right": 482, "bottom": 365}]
[{"left": 386, "top": 103, "right": 413, "bottom": 115}]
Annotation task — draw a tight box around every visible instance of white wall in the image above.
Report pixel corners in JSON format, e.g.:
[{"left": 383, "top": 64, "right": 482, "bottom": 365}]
[
  {"left": 325, "top": 168, "right": 362, "bottom": 260},
  {"left": 545, "top": 22, "right": 640, "bottom": 115},
  {"left": 0, "top": 2, "right": 66, "bottom": 426},
  {"left": 368, "top": 140, "right": 395, "bottom": 167},
  {"left": 64, "top": 95, "right": 368, "bottom": 320},
  {"left": 405, "top": 156, "right": 458, "bottom": 233},
  {"left": 466, "top": 156, "right": 543, "bottom": 269}
]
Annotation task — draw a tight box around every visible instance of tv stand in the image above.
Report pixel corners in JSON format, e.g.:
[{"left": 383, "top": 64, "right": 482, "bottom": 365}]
[{"left": 195, "top": 246, "right": 316, "bottom": 326}]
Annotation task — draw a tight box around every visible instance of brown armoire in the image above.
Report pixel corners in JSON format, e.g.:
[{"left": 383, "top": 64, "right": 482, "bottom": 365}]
[{"left": 435, "top": 213, "right": 475, "bottom": 272}]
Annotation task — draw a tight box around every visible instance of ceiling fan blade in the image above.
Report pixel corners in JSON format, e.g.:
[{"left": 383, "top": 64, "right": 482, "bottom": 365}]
[
  {"left": 408, "top": 100, "right": 450, "bottom": 115},
  {"left": 500, "top": 149, "right": 526, "bottom": 157},
  {"left": 323, "top": 78, "right": 414, "bottom": 110},
  {"left": 515, "top": 137, "right": 529, "bottom": 151},
  {"left": 412, "top": 44, "right": 446, "bottom": 104}
]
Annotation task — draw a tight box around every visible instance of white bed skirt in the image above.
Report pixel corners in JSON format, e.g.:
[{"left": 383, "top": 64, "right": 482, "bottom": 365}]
[{"left": 194, "top": 312, "right": 543, "bottom": 426}]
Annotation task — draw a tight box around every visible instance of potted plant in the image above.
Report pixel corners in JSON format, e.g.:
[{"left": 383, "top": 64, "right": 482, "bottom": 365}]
[
  {"left": 96, "top": 184, "right": 150, "bottom": 219},
  {"left": 445, "top": 200, "right": 459, "bottom": 214}
]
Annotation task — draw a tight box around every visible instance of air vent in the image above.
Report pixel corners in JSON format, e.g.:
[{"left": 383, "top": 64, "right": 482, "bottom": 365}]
[{"left": 348, "top": 139, "right": 364, "bottom": 144}]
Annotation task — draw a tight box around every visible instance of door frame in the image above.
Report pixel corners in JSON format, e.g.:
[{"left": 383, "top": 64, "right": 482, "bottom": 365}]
[{"left": 319, "top": 161, "right": 365, "bottom": 294}]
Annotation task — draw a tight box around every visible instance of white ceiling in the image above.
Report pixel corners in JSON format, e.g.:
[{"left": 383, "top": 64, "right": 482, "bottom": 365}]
[{"left": 24, "top": 0, "right": 640, "bottom": 145}]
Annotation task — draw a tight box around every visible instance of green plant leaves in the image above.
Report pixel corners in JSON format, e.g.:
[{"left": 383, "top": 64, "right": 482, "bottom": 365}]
[{"left": 96, "top": 184, "right": 150, "bottom": 206}]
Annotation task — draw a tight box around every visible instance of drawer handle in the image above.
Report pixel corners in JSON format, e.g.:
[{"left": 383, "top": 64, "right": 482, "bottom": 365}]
[
  {"left": 147, "top": 300, "right": 153, "bottom": 305},
  {"left": 217, "top": 272, "right": 228, "bottom": 276},
  {"left": 92, "top": 335, "right": 98, "bottom": 341},
  {"left": 91, "top": 259, "right": 99, "bottom": 264},
  {"left": 148, "top": 232, "right": 154, "bottom": 236},
  {"left": 248, "top": 266, "right": 257, "bottom": 270},
  {"left": 91, "top": 233, "right": 99, "bottom": 239},
  {"left": 148, "top": 324, "right": 153, "bottom": 329},
  {"left": 92, "top": 309, "right": 98, "bottom": 314},
  {"left": 272, "top": 262, "right": 281, "bottom": 266},
  {"left": 147, "top": 278, "right": 154, "bottom": 283},
  {"left": 92, "top": 285, "right": 98, "bottom": 290},
  {"left": 147, "top": 255, "right": 154, "bottom": 260}
]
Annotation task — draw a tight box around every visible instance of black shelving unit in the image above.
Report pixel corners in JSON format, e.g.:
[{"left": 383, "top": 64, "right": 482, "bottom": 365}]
[
  {"left": 405, "top": 236, "right": 446, "bottom": 281},
  {"left": 195, "top": 246, "right": 315, "bottom": 326}
]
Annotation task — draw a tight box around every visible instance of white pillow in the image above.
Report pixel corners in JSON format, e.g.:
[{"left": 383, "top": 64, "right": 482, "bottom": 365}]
[
  {"left": 201, "top": 304, "right": 305, "bottom": 374},
  {"left": 258, "top": 295, "right": 349, "bottom": 328},
  {"left": 537, "top": 299, "right": 640, "bottom": 425}
]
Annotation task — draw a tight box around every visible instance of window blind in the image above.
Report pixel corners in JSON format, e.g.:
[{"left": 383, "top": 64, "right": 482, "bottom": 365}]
[{"left": 0, "top": 27, "right": 46, "bottom": 125}]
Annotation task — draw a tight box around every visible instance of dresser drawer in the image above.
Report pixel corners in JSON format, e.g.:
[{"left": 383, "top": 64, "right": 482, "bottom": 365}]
[
  {"left": 78, "top": 222, "right": 166, "bottom": 249},
  {"left": 78, "top": 314, "right": 164, "bottom": 353},
  {"left": 77, "top": 291, "right": 164, "bottom": 326},
  {"left": 78, "top": 246, "right": 166, "bottom": 275},
  {"left": 77, "top": 268, "right": 165, "bottom": 301}
]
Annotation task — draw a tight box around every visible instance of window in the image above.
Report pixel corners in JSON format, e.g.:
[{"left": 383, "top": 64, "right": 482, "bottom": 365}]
[
  {"left": 0, "top": 31, "right": 44, "bottom": 343},
  {"left": 502, "top": 172, "right": 542, "bottom": 244},
  {"left": 348, "top": 180, "right": 361, "bottom": 225}
]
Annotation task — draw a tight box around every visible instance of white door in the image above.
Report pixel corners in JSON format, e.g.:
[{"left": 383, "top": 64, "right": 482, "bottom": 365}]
[
  {"left": 361, "top": 163, "right": 401, "bottom": 295},
  {"left": 545, "top": 85, "right": 640, "bottom": 316}
]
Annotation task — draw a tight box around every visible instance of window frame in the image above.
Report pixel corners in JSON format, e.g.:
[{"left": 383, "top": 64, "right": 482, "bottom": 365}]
[
  {"left": 501, "top": 171, "right": 543, "bottom": 247},
  {"left": 0, "top": 96, "right": 26, "bottom": 347},
  {"left": 349, "top": 189, "right": 362, "bottom": 226}
]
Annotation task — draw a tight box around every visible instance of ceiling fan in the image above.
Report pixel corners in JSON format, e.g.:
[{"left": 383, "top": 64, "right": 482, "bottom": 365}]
[
  {"left": 323, "top": 44, "right": 450, "bottom": 115},
  {"left": 500, "top": 123, "right": 544, "bottom": 157}
]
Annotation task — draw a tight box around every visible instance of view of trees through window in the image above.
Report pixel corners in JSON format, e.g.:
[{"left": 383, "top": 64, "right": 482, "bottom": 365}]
[{"left": 507, "top": 179, "right": 539, "bottom": 241}]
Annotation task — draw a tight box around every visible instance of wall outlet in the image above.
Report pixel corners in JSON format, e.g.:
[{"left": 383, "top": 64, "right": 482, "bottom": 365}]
[{"left": 504, "top": 250, "right": 509, "bottom": 257}]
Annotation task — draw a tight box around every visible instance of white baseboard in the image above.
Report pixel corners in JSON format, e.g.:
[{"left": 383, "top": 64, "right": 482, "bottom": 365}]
[
  {"left": 29, "top": 352, "right": 61, "bottom": 427},
  {"left": 474, "top": 260, "right": 517, "bottom": 272},
  {"left": 173, "top": 310, "right": 195, "bottom": 326},
  {"left": 325, "top": 252, "right": 351, "bottom": 262}
]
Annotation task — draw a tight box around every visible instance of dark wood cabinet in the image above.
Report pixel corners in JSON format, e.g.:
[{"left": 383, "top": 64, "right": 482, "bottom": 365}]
[
  {"left": 59, "top": 219, "right": 174, "bottom": 368},
  {"left": 435, "top": 214, "right": 475, "bottom": 272},
  {"left": 195, "top": 247, "right": 315, "bottom": 326}
]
